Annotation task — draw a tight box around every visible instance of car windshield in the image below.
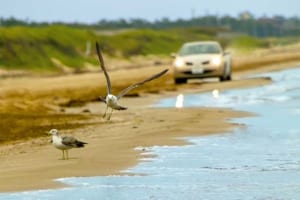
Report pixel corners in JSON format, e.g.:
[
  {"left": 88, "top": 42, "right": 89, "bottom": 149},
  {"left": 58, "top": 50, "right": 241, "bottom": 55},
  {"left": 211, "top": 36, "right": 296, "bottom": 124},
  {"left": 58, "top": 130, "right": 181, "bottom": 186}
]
[{"left": 179, "top": 43, "right": 221, "bottom": 56}]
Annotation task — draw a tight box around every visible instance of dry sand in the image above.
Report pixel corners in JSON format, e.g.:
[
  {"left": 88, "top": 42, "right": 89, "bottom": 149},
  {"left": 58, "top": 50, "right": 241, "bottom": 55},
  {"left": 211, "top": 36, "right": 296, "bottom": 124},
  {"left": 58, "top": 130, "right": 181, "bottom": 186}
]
[{"left": 0, "top": 61, "right": 299, "bottom": 192}]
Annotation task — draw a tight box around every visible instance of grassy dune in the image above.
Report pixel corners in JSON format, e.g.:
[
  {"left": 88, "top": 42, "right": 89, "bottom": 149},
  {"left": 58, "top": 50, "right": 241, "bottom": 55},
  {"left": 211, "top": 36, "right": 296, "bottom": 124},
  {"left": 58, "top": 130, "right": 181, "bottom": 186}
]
[
  {"left": 0, "top": 25, "right": 230, "bottom": 71},
  {"left": 1, "top": 25, "right": 299, "bottom": 72},
  {"left": 0, "top": 25, "right": 94, "bottom": 70}
]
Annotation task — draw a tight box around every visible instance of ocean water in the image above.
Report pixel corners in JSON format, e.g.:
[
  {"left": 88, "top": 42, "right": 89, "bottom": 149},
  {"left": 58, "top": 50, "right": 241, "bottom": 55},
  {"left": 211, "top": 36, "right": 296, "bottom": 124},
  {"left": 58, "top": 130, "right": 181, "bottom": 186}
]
[{"left": 1, "top": 67, "right": 300, "bottom": 200}]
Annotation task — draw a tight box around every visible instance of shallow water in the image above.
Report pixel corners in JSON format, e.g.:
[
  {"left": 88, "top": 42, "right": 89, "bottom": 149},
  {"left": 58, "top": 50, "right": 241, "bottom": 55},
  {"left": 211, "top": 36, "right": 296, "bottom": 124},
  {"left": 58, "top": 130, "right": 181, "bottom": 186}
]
[{"left": 1, "top": 67, "right": 300, "bottom": 200}]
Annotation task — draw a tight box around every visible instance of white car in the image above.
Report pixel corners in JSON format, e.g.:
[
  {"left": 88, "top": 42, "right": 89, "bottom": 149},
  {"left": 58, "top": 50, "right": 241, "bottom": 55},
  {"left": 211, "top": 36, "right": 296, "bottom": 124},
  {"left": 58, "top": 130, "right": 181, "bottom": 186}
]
[{"left": 172, "top": 41, "right": 231, "bottom": 84}]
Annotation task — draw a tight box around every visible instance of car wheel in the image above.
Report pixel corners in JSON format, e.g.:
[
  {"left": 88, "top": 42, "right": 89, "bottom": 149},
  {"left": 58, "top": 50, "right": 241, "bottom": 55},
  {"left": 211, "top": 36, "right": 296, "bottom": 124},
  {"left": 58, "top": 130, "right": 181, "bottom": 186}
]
[
  {"left": 220, "top": 74, "right": 231, "bottom": 82},
  {"left": 220, "top": 62, "right": 231, "bottom": 82},
  {"left": 174, "top": 78, "right": 187, "bottom": 84},
  {"left": 219, "top": 76, "right": 226, "bottom": 82}
]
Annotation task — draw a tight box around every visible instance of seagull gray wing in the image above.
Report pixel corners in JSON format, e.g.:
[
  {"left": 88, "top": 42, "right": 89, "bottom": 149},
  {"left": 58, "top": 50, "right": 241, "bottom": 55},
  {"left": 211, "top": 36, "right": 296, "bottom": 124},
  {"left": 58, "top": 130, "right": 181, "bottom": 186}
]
[
  {"left": 62, "top": 136, "right": 87, "bottom": 148},
  {"left": 96, "top": 42, "right": 112, "bottom": 94},
  {"left": 61, "top": 136, "right": 77, "bottom": 147},
  {"left": 117, "top": 69, "right": 168, "bottom": 99}
]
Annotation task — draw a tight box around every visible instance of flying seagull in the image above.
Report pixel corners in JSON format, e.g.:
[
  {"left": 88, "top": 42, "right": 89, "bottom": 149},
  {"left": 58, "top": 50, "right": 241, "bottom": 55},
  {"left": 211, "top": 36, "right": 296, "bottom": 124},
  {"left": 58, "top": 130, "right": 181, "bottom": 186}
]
[
  {"left": 49, "top": 129, "right": 87, "bottom": 160},
  {"left": 96, "top": 42, "right": 169, "bottom": 120}
]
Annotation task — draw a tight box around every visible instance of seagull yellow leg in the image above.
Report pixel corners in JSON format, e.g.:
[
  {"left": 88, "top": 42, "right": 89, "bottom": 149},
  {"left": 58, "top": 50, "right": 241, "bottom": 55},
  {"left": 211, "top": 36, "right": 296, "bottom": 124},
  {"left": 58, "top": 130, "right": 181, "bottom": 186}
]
[
  {"left": 103, "top": 105, "right": 108, "bottom": 118},
  {"left": 108, "top": 109, "right": 113, "bottom": 120},
  {"left": 62, "top": 150, "right": 65, "bottom": 160}
]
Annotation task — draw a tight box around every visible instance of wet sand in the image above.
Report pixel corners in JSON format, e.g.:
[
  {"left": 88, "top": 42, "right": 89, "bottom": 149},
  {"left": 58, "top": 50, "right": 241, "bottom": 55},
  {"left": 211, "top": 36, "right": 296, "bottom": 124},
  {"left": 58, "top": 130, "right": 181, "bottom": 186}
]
[{"left": 0, "top": 61, "right": 299, "bottom": 192}]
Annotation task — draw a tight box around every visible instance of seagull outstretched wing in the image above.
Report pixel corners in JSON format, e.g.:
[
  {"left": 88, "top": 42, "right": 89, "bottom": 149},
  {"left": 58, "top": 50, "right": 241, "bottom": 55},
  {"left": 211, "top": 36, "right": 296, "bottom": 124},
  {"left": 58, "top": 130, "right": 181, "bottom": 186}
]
[
  {"left": 117, "top": 69, "right": 168, "bottom": 99},
  {"left": 96, "top": 42, "right": 112, "bottom": 94}
]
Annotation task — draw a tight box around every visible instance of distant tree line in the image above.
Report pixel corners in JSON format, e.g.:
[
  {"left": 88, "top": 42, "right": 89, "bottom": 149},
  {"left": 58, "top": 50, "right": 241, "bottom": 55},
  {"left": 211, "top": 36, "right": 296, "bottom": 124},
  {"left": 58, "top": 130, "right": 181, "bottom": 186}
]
[{"left": 1, "top": 12, "right": 300, "bottom": 38}]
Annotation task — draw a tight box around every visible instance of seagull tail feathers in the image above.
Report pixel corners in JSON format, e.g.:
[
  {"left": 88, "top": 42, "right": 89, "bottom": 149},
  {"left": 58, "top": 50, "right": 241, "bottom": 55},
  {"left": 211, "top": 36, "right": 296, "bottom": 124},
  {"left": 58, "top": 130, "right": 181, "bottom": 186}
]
[
  {"left": 75, "top": 141, "right": 88, "bottom": 148},
  {"left": 117, "top": 105, "right": 127, "bottom": 110}
]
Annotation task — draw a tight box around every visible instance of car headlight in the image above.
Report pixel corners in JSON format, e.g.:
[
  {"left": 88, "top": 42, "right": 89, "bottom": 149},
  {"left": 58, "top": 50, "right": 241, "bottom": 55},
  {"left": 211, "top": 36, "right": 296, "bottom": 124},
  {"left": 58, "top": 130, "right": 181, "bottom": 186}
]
[
  {"left": 174, "top": 58, "right": 185, "bottom": 67},
  {"left": 211, "top": 56, "right": 221, "bottom": 66}
]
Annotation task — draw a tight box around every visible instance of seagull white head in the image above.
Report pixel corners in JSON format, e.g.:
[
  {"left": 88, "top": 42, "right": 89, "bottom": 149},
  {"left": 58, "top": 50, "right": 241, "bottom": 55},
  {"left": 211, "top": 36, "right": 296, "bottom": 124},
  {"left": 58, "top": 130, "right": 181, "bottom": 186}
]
[{"left": 49, "top": 129, "right": 58, "bottom": 135}]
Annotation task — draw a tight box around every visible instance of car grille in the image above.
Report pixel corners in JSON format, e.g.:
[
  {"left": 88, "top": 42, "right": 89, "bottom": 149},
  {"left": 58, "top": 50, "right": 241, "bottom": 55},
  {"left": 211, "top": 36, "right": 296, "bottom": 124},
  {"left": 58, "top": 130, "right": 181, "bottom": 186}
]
[
  {"left": 182, "top": 69, "right": 215, "bottom": 75},
  {"left": 185, "top": 60, "right": 210, "bottom": 66}
]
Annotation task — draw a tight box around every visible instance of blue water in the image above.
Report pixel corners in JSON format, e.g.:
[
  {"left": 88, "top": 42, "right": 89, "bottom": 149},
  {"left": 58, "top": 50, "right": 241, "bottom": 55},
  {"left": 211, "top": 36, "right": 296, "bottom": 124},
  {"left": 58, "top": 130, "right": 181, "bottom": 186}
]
[{"left": 1, "top": 67, "right": 300, "bottom": 200}]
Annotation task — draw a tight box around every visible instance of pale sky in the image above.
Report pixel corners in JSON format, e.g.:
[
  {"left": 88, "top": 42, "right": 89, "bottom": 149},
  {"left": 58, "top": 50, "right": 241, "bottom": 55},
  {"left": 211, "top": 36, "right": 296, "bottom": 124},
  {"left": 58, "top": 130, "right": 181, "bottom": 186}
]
[{"left": 1, "top": 0, "right": 299, "bottom": 23}]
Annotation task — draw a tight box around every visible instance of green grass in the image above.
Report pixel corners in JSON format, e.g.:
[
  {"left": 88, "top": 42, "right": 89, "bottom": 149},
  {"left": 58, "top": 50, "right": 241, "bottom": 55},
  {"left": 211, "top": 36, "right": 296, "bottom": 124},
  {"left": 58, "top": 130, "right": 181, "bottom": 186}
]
[
  {"left": 229, "top": 35, "right": 270, "bottom": 50},
  {"left": 96, "top": 28, "right": 217, "bottom": 56},
  {"left": 0, "top": 25, "right": 299, "bottom": 71},
  {"left": 0, "top": 25, "right": 222, "bottom": 70},
  {"left": 0, "top": 25, "right": 93, "bottom": 70},
  {"left": 266, "top": 37, "right": 300, "bottom": 46}
]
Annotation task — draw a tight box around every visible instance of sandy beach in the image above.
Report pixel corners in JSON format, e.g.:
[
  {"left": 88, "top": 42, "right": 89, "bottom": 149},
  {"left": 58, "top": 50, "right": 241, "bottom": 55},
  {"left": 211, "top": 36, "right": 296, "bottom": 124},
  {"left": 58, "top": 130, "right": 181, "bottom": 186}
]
[{"left": 0, "top": 59, "right": 300, "bottom": 192}]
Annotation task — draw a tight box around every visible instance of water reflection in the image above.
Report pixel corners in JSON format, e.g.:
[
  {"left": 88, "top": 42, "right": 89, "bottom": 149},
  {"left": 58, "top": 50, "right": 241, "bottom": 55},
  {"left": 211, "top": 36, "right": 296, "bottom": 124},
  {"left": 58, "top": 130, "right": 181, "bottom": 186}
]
[
  {"left": 212, "top": 89, "right": 220, "bottom": 99},
  {"left": 175, "top": 94, "right": 184, "bottom": 108}
]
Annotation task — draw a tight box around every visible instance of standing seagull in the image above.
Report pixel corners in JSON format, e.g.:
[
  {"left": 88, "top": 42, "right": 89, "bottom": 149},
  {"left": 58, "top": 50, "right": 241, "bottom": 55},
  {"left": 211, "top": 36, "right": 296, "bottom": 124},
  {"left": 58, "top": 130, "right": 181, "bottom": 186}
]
[
  {"left": 49, "top": 129, "right": 87, "bottom": 160},
  {"left": 96, "top": 42, "right": 169, "bottom": 120}
]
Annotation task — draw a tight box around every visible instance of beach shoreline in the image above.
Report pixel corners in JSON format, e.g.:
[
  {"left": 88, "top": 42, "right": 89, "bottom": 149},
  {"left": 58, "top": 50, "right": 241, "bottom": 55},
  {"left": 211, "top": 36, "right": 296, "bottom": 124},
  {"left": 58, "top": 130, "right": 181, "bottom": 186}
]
[{"left": 0, "top": 61, "right": 299, "bottom": 192}]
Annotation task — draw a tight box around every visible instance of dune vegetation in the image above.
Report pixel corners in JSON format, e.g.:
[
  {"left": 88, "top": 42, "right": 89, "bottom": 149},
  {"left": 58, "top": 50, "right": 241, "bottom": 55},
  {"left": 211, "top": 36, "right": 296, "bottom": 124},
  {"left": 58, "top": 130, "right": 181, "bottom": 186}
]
[
  {"left": 1, "top": 25, "right": 299, "bottom": 72},
  {"left": 0, "top": 25, "right": 201, "bottom": 70}
]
